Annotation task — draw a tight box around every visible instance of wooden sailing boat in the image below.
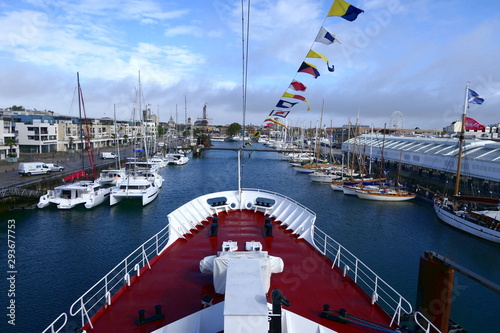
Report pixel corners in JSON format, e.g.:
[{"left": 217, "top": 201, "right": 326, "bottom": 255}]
[
  {"left": 433, "top": 84, "right": 500, "bottom": 243},
  {"left": 355, "top": 138, "right": 416, "bottom": 201},
  {"left": 294, "top": 101, "right": 331, "bottom": 173}
]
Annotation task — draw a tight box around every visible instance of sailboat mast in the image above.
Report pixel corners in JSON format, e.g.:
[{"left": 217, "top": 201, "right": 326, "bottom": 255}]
[
  {"left": 238, "top": 0, "right": 251, "bottom": 200},
  {"left": 138, "top": 71, "right": 149, "bottom": 160},
  {"left": 315, "top": 99, "right": 325, "bottom": 162},
  {"left": 77, "top": 72, "right": 85, "bottom": 173},
  {"left": 114, "top": 104, "right": 121, "bottom": 169},
  {"left": 184, "top": 96, "right": 187, "bottom": 124},
  {"left": 380, "top": 123, "right": 387, "bottom": 180},
  {"left": 454, "top": 84, "right": 469, "bottom": 195}
]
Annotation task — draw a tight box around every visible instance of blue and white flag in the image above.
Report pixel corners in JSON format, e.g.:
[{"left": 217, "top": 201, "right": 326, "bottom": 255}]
[
  {"left": 468, "top": 88, "right": 484, "bottom": 105},
  {"left": 315, "top": 26, "right": 339, "bottom": 45},
  {"left": 276, "top": 100, "right": 298, "bottom": 109},
  {"left": 269, "top": 110, "right": 290, "bottom": 118}
]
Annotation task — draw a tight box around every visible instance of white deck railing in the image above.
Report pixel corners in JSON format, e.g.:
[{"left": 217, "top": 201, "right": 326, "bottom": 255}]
[
  {"left": 414, "top": 311, "right": 443, "bottom": 333},
  {"left": 42, "top": 189, "right": 436, "bottom": 333},
  {"left": 312, "top": 226, "right": 413, "bottom": 326},
  {"left": 43, "top": 224, "right": 171, "bottom": 332}
]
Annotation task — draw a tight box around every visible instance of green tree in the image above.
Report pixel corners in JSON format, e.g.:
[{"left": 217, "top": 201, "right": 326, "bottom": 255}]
[
  {"left": 228, "top": 122, "right": 242, "bottom": 136},
  {"left": 5, "top": 138, "right": 17, "bottom": 157},
  {"left": 157, "top": 125, "right": 166, "bottom": 137},
  {"left": 68, "top": 137, "right": 74, "bottom": 150}
]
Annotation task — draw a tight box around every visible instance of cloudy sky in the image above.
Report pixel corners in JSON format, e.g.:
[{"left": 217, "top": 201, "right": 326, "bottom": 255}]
[{"left": 0, "top": 0, "right": 499, "bottom": 131}]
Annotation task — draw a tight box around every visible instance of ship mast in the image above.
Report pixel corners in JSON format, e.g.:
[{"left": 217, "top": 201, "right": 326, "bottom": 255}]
[
  {"left": 238, "top": 0, "right": 251, "bottom": 197},
  {"left": 454, "top": 83, "right": 470, "bottom": 195}
]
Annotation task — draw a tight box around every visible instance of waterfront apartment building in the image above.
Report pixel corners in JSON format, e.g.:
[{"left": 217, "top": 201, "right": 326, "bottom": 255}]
[
  {"left": 0, "top": 108, "right": 157, "bottom": 159},
  {"left": 11, "top": 115, "right": 58, "bottom": 154},
  {"left": 0, "top": 118, "right": 17, "bottom": 160}
]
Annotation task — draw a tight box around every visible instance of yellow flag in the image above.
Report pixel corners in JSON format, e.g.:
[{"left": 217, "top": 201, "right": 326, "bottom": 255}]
[
  {"left": 307, "top": 50, "right": 328, "bottom": 63},
  {"left": 264, "top": 118, "right": 287, "bottom": 129},
  {"left": 327, "top": 0, "right": 364, "bottom": 21}
]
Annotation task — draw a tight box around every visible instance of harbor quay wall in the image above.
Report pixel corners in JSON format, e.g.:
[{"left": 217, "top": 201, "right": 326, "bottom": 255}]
[
  {"left": 0, "top": 160, "right": 118, "bottom": 214},
  {"left": 375, "top": 159, "right": 500, "bottom": 199},
  {"left": 317, "top": 145, "right": 498, "bottom": 198}
]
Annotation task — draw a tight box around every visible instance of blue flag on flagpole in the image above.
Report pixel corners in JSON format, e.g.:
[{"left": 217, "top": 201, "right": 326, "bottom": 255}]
[{"left": 468, "top": 89, "right": 484, "bottom": 105}]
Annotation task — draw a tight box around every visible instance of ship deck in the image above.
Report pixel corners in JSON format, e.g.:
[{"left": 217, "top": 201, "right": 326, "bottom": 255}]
[{"left": 83, "top": 209, "right": 396, "bottom": 333}]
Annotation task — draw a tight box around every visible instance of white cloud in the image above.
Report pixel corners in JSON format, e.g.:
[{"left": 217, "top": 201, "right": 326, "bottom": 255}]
[{"left": 0, "top": 0, "right": 499, "bottom": 129}]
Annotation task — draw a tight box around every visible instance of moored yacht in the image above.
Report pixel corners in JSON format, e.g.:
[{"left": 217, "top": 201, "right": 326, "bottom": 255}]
[
  {"left": 109, "top": 176, "right": 160, "bottom": 206},
  {"left": 356, "top": 187, "right": 416, "bottom": 201},
  {"left": 135, "top": 170, "right": 164, "bottom": 188},
  {"left": 433, "top": 198, "right": 500, "bottom": 243},
  {"left": 37, "top": 181, "right": 110, "bottom": 209},
  {"left": 148, "top": 156, "right": 168, "bottom": 169},
  {"left": 164, "top": 153, "right": 189, "bottom": 165},
  {"left": 97, "top": 169, "right": 127, "bottom": 186}
]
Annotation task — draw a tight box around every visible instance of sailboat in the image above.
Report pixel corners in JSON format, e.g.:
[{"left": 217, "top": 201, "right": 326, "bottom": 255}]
[
  {"left": 433, "top": 84, "right": 500, "bottom": 243},
  {"left": 97, "top": 105, "right": 127, "bottom": 187},
  {"left": 109, "top": 72, "right": 163, "bottom": 206},
  {"left": 356, "top": 187, "right": 416, "bottom": 201},
  {"left": 355, "top": 145, "right": 416, "bottom": 201},
  {"left": 38, "top": 73, "right": 110, "bottom": 209},
  {"left": 330, "top": 121, "right": 386, "bottom": 195}
]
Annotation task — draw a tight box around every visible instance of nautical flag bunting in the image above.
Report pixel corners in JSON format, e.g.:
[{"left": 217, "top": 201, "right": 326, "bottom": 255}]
[
  {"left": 269, "top": 110, "right": 290, "bottom": 118},
  {"left": 289, "top": 80, "right": 307, "bottom": 91},
  {"left": 264, "top": 118, "right": 287, "bottom": 129},
  {"left": 315, "top": 26, "right": 340, "bottom": 45},
  {"left": 327, "top": 0, "right": 364, "bottom": 22},
  {"left": 276, "top": 100, "right": 298, "bottom": 108},
  {"left": 283, "top": 92, "right": 311, "bottom": 111},
  {"left": 262, "top": 120, "right": 275, "bottom": 129},
  {"left": 298, "top": 62, "right": 320, "bottom": 78},
  {"left": 306, "top": 50, "right": 334, "bottom": 72}
]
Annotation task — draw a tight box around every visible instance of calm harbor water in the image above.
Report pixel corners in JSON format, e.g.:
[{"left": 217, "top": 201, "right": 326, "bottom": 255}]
[{"left": 1, "top": 141, "right": 499, "bottom": 333}]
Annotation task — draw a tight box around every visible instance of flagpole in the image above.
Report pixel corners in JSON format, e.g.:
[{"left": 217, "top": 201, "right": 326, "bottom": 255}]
[{"left": 454, "top": 83, "right": 469, "bottom": 195}]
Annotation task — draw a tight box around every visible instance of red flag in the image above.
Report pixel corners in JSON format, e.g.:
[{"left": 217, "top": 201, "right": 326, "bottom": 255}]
[
  {"left": 289, "top": 80, "right": 307, "bottom": 91},
  {"left": 465, "top": 117, "right": 485, "bottom": 130}
]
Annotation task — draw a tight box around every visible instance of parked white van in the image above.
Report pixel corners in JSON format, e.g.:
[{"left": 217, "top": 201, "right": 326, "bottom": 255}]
[
  {"left": 100, "top": 152, "right": 117, "bottom": 159},
  {"left": 18, "top": 162, "right": 51, "bottom": 176}
]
